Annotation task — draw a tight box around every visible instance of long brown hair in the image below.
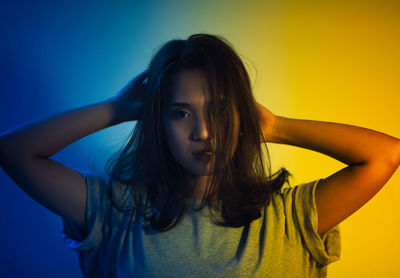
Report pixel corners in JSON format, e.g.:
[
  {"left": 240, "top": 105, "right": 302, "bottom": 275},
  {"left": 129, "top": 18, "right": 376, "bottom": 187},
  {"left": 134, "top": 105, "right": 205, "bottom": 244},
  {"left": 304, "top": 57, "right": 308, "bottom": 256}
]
[{"left": 104, "top": 34, "right": 292, "bottom": 232}]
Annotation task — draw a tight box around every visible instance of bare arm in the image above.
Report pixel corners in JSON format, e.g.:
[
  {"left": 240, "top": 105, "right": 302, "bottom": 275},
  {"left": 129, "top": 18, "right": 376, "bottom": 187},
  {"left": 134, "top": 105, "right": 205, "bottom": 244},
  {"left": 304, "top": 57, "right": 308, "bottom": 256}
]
[
  {"left": 270, "top": 117, "right": 400, "bottom": 165},
  {"left": 0, "top": 100, "right": 123, "bottom": 230},
  {"left": 272, "top": 116, "right": 400, "bottom": 236},
  {"left": 255, "top": 101, "right": 400, "bottom": 236},
  {"left": 0, "top": 70, "right": 148, "bottom": 231},
  {"left": 0, "top": 101, "right": 121, "bottom": 158}
]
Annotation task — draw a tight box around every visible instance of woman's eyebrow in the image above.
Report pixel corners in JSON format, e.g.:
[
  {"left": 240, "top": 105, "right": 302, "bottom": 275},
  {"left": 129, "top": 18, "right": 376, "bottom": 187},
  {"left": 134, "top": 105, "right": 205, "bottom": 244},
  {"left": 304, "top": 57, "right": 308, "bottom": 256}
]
[
  {"left": 169, "top": 101, "right": 213, "bottom": 108},
  {"left": 169, "top": 102, "right": 191, "bottom": 108}
]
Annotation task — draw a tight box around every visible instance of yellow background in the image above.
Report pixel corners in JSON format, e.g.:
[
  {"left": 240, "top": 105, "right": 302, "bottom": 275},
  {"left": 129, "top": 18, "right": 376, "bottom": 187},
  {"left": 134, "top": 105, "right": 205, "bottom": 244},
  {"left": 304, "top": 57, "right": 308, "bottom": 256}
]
[{"left": 145, "top": 1, "right": 400, "bottom": 276}]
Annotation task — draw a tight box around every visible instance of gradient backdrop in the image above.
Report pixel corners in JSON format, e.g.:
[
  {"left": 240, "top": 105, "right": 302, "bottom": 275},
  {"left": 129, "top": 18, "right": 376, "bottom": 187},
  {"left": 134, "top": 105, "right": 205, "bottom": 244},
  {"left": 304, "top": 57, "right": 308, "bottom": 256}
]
[{"left": 1, "top": 1, "right": 399, "bottom": 277}]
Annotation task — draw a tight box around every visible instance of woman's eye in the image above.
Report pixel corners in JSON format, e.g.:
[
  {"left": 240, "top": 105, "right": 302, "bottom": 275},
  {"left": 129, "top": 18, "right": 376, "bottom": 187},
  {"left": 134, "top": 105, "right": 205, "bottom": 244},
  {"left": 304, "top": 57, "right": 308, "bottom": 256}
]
[{"left": 173, "top": 110, "right": 189, "bottom": 119}]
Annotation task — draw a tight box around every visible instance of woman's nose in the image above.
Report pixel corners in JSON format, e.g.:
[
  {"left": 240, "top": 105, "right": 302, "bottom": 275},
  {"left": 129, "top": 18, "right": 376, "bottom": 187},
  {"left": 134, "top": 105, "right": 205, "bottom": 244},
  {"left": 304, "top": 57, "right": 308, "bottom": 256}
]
[{"left": 193, "top": 115, "right": 212, "bottom": 140}]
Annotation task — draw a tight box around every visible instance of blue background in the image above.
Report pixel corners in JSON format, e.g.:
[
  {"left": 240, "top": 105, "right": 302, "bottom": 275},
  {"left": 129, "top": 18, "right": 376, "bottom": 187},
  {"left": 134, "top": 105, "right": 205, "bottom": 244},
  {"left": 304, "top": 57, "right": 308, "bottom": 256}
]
[{"left": 0, "top": 1, "right": 191, "bottom": 277}]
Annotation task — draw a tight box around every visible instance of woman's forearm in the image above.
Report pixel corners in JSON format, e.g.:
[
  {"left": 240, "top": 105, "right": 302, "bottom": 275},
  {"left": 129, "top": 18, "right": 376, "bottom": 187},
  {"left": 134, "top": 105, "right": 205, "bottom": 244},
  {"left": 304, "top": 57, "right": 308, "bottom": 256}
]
[
  {"left": 269, "top": 116, "right": 400, "bottom": 166},
  {"left": 0, "top": 99, "right": 124, "bottom": 158}
]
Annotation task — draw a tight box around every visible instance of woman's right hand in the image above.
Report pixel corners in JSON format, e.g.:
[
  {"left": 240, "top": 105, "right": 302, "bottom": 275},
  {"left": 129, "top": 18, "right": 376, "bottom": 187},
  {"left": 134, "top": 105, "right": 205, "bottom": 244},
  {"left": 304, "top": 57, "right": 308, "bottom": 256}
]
[{"left": 109, "top": 69, "right": 149, "bottom": 122}]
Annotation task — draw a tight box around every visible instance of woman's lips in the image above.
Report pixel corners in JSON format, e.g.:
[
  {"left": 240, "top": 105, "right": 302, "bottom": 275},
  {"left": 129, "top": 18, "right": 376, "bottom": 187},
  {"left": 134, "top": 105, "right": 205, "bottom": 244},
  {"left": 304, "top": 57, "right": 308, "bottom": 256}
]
[{"left": 192, "top": 152, "right": 214, "bottom": 161}]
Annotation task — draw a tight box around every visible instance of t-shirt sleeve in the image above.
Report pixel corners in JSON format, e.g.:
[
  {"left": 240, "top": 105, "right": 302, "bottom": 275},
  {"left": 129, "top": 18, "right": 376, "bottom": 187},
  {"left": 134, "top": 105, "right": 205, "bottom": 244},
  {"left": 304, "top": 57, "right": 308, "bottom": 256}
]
[
  {"left": 280, "top": 179, "right": 341, "bottom": 266},
  {"left": 60, "top": 169, "right": 108, "bottom": 252}
]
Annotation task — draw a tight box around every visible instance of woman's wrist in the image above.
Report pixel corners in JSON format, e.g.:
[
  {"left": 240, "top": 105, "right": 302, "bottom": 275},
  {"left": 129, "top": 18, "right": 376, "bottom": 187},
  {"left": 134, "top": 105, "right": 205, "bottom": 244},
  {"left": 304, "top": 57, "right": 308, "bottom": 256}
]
[
  {"left": 262, "top": 115, "right": 281, "bottom": 143},
  {"left": 107, "top": 98, "right": 126, "bottom": 125},
  {"left": 107, "top": 97, "right": 142, "bottom": 124}
]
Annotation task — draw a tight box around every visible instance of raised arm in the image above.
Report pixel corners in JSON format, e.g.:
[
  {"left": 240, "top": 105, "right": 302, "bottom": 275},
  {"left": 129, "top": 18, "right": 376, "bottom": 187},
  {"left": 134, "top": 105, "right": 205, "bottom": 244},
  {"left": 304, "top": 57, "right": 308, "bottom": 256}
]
[
  {"left": 255, "top": 101, "right": 400, "bottom": 236},
  {"left": 0, "top": 70, "right": 148, "bottom": 231}
]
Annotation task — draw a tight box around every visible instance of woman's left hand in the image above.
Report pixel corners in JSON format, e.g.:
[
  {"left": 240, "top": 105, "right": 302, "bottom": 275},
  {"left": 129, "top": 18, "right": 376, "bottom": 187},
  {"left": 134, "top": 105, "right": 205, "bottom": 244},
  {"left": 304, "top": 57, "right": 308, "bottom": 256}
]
[{"left": 254, "top": 101, "right": 278, "bottom": 142}]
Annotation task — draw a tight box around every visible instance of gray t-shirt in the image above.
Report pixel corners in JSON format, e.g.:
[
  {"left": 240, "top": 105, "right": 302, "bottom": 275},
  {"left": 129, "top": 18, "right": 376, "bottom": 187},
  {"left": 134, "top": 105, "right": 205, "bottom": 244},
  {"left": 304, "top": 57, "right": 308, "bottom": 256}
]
[{"left": 60, "top": 170, "right": 341, "bottom": 277}]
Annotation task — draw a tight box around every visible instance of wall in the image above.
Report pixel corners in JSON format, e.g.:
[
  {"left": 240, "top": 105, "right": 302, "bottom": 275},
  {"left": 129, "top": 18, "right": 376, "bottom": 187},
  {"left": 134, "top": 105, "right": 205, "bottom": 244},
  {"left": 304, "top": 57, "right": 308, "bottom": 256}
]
[{"left": 1, "top": 1, "right": 399, "bottom": 277}]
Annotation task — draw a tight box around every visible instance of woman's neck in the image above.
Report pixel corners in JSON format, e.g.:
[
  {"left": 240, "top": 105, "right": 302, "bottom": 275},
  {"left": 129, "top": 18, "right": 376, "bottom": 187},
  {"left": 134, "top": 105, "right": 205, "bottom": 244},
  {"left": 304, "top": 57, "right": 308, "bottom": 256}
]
[{"left": 181, "top": 174, "right": 219, "bottom": 200}]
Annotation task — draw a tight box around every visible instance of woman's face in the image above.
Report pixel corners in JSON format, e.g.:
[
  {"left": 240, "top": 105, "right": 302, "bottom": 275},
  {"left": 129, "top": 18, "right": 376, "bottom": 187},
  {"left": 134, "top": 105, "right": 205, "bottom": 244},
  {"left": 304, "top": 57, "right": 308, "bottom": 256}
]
[{"left": 164, "top": 69, "right": 240, "bottom": 177}]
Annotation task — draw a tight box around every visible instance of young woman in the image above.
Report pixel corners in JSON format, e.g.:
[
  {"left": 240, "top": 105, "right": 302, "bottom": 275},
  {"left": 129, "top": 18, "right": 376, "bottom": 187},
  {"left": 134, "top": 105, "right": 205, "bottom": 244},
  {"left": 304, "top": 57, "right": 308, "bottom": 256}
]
[{"left": 0, "top": 34, "right": 399, "bottom": 278}]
